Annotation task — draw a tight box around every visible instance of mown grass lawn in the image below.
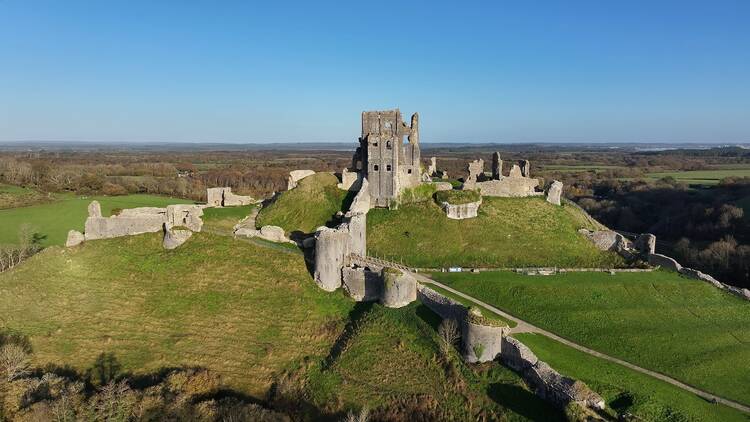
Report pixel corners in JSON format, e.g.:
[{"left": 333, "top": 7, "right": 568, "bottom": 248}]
[
  {"left": 256, "top": 173, "right": 354, "bottom": 235},
  {"left": 515, "top": 333, "right": 749, "bottom": 422},
  {"left": 367, "top": 197, "right": 623, "bottom": 268},
  {"left": 432, "top": 270, "right": 750, "bottom": 406},
  {"left": 0, "top": 193, "right": 194, "bottom": 246}
]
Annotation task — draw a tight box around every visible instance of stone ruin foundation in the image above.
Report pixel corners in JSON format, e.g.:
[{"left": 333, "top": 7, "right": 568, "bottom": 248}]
[
  {"left": 462, "top": 153, "right": 542, "bottom": 197},
  {"left": 206, "top": 187, "right": 254, "bottom": 207}
]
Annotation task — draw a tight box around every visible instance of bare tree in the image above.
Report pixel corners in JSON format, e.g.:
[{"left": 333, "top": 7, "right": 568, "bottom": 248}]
[
  {"left": 343, "top": 407, "right": 369, "bottom": 422},
  {"left": 438, "top": 319, "right": 460, "bottom": 357},
  {"left": 0, "top": 343, "right": 30, "bottom": 381}
]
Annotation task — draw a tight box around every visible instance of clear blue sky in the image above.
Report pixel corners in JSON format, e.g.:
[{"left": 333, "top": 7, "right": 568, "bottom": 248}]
[{"left": 1, "top": 0, "right": 748, "bottom": 143}]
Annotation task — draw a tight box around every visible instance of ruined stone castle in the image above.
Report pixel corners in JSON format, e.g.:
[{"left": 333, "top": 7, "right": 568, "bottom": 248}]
[{"left": 351, "top": 109, "right": 422, "bottom": 207}]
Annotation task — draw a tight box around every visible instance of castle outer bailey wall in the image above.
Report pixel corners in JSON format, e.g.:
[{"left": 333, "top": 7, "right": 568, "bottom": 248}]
[{"left": 417, "top": 284, "right": 468, "bottom": 323}]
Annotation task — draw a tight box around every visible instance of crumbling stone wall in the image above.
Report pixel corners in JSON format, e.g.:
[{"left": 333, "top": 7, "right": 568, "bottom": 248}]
[
  {"left": 441, "top": 199, "right": 482, "bottom": 219},
  {"left": 464, "top": 156, "right": 541, "bottom": 197},
  {"left": 500, "top": 337, "right": 605, "bottom": 410},
  {"left": 546, "top": 181, "right": 563, "bottom": 206},
  {"left": 84, "top": 203, "right": 166, "bottom": 240},
  {"left": 416, "top": 284, "right": 468, "bottom": 322},
  {"left": 75, "top": 201, "right": 204, "bottom": 249},
  {"left": 206, "top": 187, "right": 253, "bottom": 207}
]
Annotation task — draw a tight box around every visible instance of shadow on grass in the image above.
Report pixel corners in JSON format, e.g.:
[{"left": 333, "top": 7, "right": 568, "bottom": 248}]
[
  {"left": 488, "top": 382, "right": 565, "bottom": 421},
  {"left": 322, "top": 301, "right": 374, "bottom": 371}
]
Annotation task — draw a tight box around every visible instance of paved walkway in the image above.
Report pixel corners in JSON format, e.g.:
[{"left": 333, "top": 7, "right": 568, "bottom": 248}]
[{"left": 414, "top": 273, "right": 750, "bottom": 415}]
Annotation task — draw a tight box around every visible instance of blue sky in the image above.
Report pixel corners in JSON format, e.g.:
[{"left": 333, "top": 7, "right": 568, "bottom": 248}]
[{"left": 1, "top": 1, "right": 748, "bottom": 143}]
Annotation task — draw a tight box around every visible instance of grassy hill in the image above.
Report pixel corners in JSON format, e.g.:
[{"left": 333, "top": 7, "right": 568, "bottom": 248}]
[
  {"left": 0, "top": 193, "right": 194, "bottom": 246},
  {"left": 432, "top": 270, "right": 750, "bottom": 406},
  {"left": 367, "top": 197, "right": 624, "bottom": 268},
  {"left": 0, "top": 232, "right": 561, "bottom": 419},
  {"left": 255, "top": 173, "right": 354, "bottom": 235}
]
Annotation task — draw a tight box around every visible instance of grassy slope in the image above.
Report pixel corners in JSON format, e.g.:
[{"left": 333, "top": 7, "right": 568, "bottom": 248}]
[
  {"left": 202, "top": 204, "right": 256, "bottom": 232},
  {"left": 0, "top": 194, "right": 193, "bottom": 246},
  {"left": 0, "top": 232, "right": 556, "bottom": 419},
  {"left": 255, "top": 173, "right": 353, "bottom": 234},
  {"left": 432, "top": 270, "right": 750, "bottom": 405},
  {"left": 0, "top": 233, "right": 350, "bottom": 396},
  {"left": 516, "top": 333, "right": 749, "bottom": 422},
  {"left": 307, "top": 302, "right": 563, "bottom": 421},
  {"left": 367, "top": 197, "right": 623, "bottom": 268}
]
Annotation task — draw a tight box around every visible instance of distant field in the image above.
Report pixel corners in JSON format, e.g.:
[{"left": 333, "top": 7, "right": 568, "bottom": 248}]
[
  {"left": 0, "top": 232, "right": 561, "bottom": 419},
  {"left": 432, "top": 270, "right": 750, "bottom": 405},
  {"left": 256, "top": 173, "right": 353, "bottom": 234},
  {"left": 516, "top": 333, "right": 749, "bottom": 422},
  {"left": 541, "top": 165, "right": 627, "bottom": 172},
  {"left": 367, "top": 197, "right": 624, "bottom": 269},
  {"left": 646, "top": 169, "right": 750, "bottom": 185},
  {"left": 0, "top": 194, "right": 193, "bottom": 246}
]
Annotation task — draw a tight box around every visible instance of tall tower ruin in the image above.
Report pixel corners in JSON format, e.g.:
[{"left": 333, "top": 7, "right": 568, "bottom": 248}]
[{"left": 352, "top": 109, "right": 421, "bottom": 207}]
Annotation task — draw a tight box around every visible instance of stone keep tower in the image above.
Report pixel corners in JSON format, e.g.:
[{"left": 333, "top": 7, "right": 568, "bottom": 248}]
[{"left": 353, "top": 109, "right": 421, "bottom": 207}]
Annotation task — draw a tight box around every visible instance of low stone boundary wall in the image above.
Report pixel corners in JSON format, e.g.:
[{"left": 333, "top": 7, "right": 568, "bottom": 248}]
[
  {"left": 417, "top": 284, "right": 467, "bottom": 322},
  {"left": 644, "top": 246, "right": 750, "bottom": 301},
  {"left": 501, "top": 336, "right": 605, "bottom": 410}
]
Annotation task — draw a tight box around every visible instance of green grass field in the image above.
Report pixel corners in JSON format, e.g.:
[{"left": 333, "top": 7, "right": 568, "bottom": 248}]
[
  {"left": 0, "top": 193, "right": 193, "bottom": 246},
  {"left": 0, "top": 232, "right": 561, "bottom": 419},
  {"left": 367, "top": 197, "right": 624, "bottom": 268},
  {"left": 515, "top": 333, "right": 749, "bottom": 422},
  {"left": 541, "top": 165, "right": 627, "bottom": 172},
  {"left": 256, "top": 173, "right": 354, "bottom": 234},
  {"left": 646, "top": 169, "right": 750, "bottom": 185},
  {"left": 431, "top": 270, "right": 750, "bottom": 406}
]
